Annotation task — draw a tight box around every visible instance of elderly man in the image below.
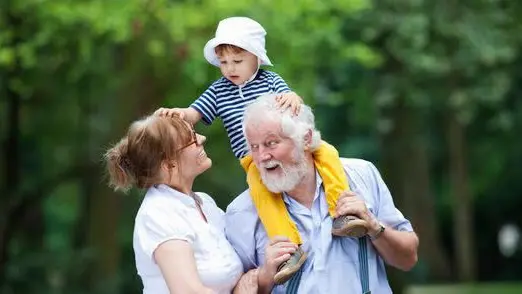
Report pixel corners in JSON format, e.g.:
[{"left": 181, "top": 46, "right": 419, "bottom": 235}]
[{"left": 225, "top": 94, "right": 419, "bottom": 293}]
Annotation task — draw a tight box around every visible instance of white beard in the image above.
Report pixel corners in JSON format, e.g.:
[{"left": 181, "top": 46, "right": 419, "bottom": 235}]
[{"left": 259, "top": 149, "right": 308, "bottom": 193}]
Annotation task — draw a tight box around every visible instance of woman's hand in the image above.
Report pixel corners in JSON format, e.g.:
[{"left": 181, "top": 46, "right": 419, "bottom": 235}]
[{"left": 233, "top": 268, "right": 259, "bottom": 294}]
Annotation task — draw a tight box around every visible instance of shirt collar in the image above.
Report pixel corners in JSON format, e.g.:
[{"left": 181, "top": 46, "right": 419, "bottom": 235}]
[
  {"left": 282, "top": 170, "right": 323, "bottom": 205},
  {"left": 153, "top": 184, "right": 202, "bottom": 207}
]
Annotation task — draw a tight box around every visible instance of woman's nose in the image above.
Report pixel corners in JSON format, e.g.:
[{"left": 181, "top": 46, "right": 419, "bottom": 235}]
[{"left": 196, "top": 133, "right": 206, "bottom": 145}]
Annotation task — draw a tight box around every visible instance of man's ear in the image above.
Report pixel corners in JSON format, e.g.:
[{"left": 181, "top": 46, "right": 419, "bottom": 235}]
[{"left": 303, "top": 129, "right": 312, "bottom": 150}]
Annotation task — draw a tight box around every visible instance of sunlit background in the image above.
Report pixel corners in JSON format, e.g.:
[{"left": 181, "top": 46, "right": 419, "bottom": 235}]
[{"left": 1, "top": 0, "right": 522, "bottom": 293}]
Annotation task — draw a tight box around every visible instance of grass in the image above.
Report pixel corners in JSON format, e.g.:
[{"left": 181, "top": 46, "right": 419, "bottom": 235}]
[{"left": 406, "top": 283, "right": 522, "bottom": 294}]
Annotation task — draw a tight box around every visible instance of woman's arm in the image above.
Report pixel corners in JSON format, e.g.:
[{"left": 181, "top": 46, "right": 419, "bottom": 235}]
[
  {"left": 154, "top": 239, "right": 214, "bottom": 294},
  {"left": 232, "top": 268, "right": 258, "bottom": 294}
]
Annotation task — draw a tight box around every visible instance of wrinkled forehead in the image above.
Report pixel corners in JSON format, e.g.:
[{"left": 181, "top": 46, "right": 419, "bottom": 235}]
[{"left": 244, "top": 118, "right": 283, "bottom": 141}]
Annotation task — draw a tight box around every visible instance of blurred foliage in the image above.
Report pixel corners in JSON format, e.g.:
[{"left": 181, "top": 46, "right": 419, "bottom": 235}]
[
  {"left": 406, "top": 283, "right": 522, "bottom": 294},
  {"left": 1, "top": 0, "right": 522, "bottom": 293}
]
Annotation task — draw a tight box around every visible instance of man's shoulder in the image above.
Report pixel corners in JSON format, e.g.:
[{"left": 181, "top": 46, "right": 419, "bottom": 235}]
[
  {"left": 225, "top": 189, "right": 256, "bottom": 214},
  {"left": 338, "top": 157, "right": 388, "bottom": 201},
  {"left": 340, "top": 157, "right": 375, "bottom": 171},
  {"left": 339, "top": 158, "right": 381, "bottom": 186}
]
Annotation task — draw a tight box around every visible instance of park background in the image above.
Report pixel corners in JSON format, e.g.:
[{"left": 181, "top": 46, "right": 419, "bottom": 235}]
[{"left": 1, "top": 0, "right": 522, "bottom": 293}]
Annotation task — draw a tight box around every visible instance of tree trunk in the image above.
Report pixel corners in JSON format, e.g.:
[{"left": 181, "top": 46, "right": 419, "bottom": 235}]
[
  {"left": 87, "top": 181, "right": 123, "bottom": 286},
  {"left": 85, "top": 40, "right": 179, "bottom": 288},
  {"left": 0, "top": 7, "right": 22, "bottom": 284},
  {"left": 380, "top": 98, "right": 451, "bottom": 282},
  {"left": 447, "top": 110, "right": 475, "bottom": 281}
]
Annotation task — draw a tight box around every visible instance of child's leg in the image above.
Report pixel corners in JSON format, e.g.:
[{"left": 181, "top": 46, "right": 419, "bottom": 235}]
[
  {"left": 313, "top": 141, "right": 369, "bottom": 237},
  {"left": 240, "top": 155, "right": 302, "bottom": 245}
]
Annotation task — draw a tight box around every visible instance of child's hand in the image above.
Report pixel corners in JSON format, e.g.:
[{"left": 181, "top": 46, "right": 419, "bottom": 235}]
[
  {"left": 275, "top": 92, "right": 303, "bottom": 116},
  {"left": 154, "top": 107, "right": 186, "bottom": 119}
]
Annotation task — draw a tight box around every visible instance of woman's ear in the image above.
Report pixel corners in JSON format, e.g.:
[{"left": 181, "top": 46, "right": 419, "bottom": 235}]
[{"left": 161, "top": 160, "right": 177, "bottom": 170}]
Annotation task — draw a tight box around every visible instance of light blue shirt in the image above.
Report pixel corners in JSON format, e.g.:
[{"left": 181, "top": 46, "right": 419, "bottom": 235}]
[{"left": 225, "top": 158, "right": 414, "bottom": 294}]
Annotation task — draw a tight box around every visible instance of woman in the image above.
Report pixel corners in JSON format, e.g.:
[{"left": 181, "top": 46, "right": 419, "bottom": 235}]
[{"left": 104, "top": 114, "right": 256, "bottom": 294}]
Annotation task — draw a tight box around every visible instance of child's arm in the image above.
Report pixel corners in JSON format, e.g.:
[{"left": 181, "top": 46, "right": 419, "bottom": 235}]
[
  {"left": 275, "top": 92, "right": 303, "bottom": 116},
  {"left": 154, "top": 107, "right": 202, "bottom": 125},
  {"left": 270, "top": 71, "right": 303, "bottom": 116}
]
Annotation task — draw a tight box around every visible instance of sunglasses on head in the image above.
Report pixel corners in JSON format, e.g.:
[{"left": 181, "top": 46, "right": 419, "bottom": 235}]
[{"left": 177, "top": 125, "right": 200, "bottom": 151}]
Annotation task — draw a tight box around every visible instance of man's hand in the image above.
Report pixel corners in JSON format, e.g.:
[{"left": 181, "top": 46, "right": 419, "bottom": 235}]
[
  {"left": 258, "top": 236, "right": 296, "bottom": 291},
  {"left": 335, "top": 191, "right": 381, "bottom": 236},
  {"left": 233, "top": 268, "right": 258, "bottom": 294},
  {"left": 336, "top": 192, "right": 419, "bottom": 271},
  {"left": 275, "top": 92, "right": 303, "bottom": 116},
  {"left": 154, "top": 107, "right": 187, "bottom": 119}
]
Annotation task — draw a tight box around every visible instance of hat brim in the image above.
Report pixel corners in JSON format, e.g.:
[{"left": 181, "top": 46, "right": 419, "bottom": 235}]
[{"left": 203, "top": 37, "right": 273, "bottom": 67}]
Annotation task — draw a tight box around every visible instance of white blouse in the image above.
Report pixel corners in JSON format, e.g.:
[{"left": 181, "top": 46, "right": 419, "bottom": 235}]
[{"left": 133, "top": 184, "right": 243, "bottom": 294}]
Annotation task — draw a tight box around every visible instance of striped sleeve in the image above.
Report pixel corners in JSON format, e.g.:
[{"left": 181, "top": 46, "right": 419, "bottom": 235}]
[
  {"left": 190, "top": 85, "right": 218, "bottom": 125},
  {"left": 271, "top": 71, "right": 291, "bottom": 94}
]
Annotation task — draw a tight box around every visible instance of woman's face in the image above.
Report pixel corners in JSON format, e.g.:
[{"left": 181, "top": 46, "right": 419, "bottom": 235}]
[{"left": 176, "top": 124, "right": 212, "bottom": 178}]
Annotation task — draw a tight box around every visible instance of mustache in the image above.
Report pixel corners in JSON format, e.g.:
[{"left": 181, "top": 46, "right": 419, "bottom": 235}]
[{"left": 260, "top": 160, "right": 282, "bottom": 169}]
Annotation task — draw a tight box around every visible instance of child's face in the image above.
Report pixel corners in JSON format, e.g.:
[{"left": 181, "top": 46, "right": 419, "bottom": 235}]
[{"left": 217, "top": 50, "right": 258, "bottom": 86}]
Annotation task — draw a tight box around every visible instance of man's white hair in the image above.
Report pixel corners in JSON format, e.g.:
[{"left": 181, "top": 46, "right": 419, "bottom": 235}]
[{"left": 242, "top": 93, "right": 321, "bottom": 150}]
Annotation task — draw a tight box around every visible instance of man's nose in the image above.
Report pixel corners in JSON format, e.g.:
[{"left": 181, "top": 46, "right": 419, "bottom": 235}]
[{"left": 259, "top": 148, "right": 272, "bottom": 161}]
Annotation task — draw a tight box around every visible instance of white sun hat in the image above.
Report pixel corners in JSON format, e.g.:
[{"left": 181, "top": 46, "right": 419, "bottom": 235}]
[{"left": 203, "top": 17, "right": 273, "bottom": 67}]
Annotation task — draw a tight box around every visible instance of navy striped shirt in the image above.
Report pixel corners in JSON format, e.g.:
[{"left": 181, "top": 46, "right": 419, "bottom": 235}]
[{"left": 190, "top": 69, "right": 291, "bottom": 159}]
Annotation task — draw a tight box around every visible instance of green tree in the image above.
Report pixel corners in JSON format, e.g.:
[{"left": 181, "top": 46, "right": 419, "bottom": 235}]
[
  {"left": 1, "top": 0, "right": 375, "bottom": 292},
  {"left": 343, "top": 0, "right": 522, "bottom": 283}
]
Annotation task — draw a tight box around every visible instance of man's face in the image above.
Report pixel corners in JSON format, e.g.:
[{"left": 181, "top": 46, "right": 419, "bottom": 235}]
[{"left": 246, "top": 118, "right": 308, "bottom": 192}]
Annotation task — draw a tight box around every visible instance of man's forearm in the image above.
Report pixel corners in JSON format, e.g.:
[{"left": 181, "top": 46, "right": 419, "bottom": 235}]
[{"left": 371, "top": 226, "right": 419, "bottom": 271}]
